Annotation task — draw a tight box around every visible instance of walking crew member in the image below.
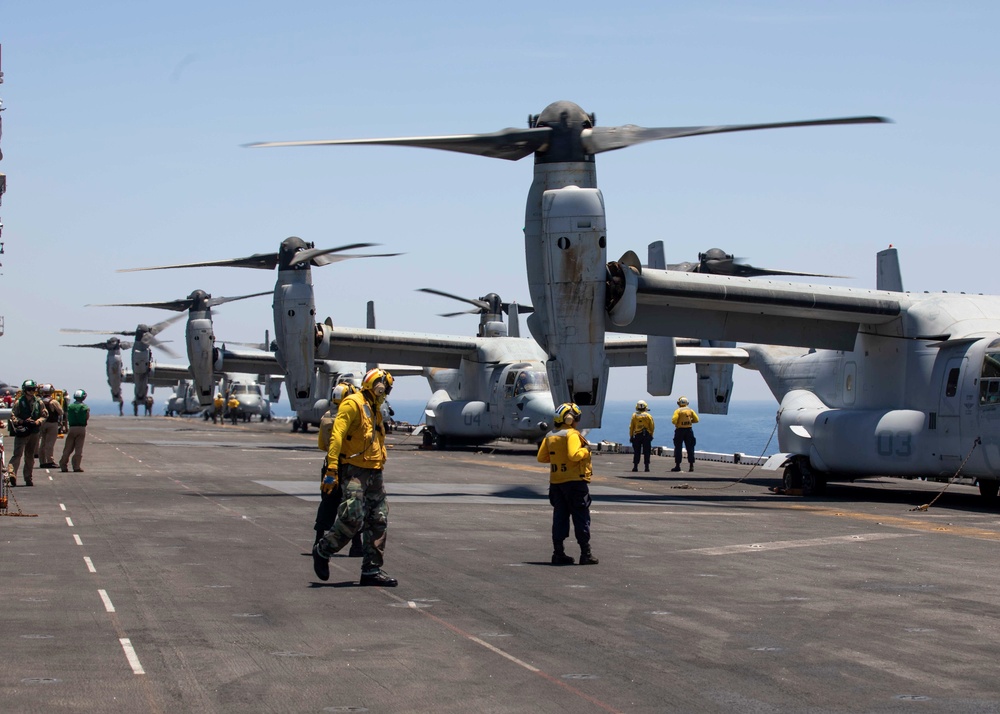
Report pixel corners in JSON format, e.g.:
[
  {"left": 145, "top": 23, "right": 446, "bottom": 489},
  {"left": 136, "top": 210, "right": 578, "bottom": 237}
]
[
  {"left": 670, "top": 396, "right": 699, "bottom": 472},
  {"left": 59, "top": 390, "right": 90, "bottom": 473},
  {"left": 537, "top": 402, "right": 598, "bottom": 566},
  {"left": 312, "top": 368, "right": 397, "bottom": 587},
  {"left": 8, "top": 380, "right": 48, "bottom": 487},
  {"left": 313, "top": 381, "right": 364, "bottom": 556},
  {"left": 629, "top": 399, "right": 655, "bottom": 472}
]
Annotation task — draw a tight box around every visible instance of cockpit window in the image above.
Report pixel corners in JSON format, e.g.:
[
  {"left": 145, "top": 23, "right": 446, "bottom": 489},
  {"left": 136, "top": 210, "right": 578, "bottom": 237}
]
[
  {"left": 981, "top": 350, "right": 1000, "bottom": 404},
  {"left": 513, "top": 370, "right": 549, "bottom": 396}
]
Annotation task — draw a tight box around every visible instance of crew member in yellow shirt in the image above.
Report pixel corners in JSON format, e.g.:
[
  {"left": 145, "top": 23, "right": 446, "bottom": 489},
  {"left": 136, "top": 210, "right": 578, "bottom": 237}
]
[
  {"left": 670, "top": 396, "right": 699, "bottom": 472},
  {"left": 537, "top": 403, "right": 598, "bottom": 566},
  {"left": 629, "top": 399, "right": 655, "bottom": 472}
]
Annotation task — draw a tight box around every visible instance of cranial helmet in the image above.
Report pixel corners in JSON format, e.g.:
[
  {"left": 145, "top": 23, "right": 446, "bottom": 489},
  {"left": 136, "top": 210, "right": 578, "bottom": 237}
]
[
  {"left": 331, "top": 381, "right": 358, "bottom": 406},
  {"left": 636, "top": 400, "right": 648, "bottom": 411},
  {"left": 39, "top": 384, "right": 54, "bottom": 396},
  {"left": 22, "top": 379, "right": 37, "bottom": 391},
  {"left": 361, "top": 368, "right": 393, "bottom": 395},
  {"left": 554, "top": 402, "right": 582, "bottom": 427},
  {"left": 74, "top": 389, "right": 87, "bottom": 401},
  {"left": 677, "top": 396, "right": 689, "bottom": 407}
]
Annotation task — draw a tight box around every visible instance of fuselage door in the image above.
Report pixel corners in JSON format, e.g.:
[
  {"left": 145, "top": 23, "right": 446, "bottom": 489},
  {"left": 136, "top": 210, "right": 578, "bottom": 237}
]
[{"left": 937, "top": 356, "right": 966, "bottom": 458}]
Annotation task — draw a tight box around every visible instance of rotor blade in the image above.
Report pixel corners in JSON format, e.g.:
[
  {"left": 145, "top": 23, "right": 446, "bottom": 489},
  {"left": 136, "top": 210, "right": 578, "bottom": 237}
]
[
  {"left": 310, "top": 251, "right": 404, "bottom": 267},
  {"left": 438, "top": 309, "right": 482, "bottom": 318},
  {"left": 148, "top": 313, "right": 186, "bottom": 336},
  {"left": 287, "top": 243, "right": 377, "bottom": 266},
  {"left": 60, "top": 328, "right": 133, "bottom": 336},
  {"left": 146, "top": 337, "right": 180, "bottom": 359},
  {"left": 501, "top": 302, "right": 534, "bottom": 315},
  {"left": 417, "top": 288, "right": 489, "bottom": 310},
  {"left": 205, "top": 291, "right": 272, "bottom": 308},
  {"left": 245, "top": 127, "right": 553, "bottom": 162},
  {"left": 86, "top": 299, "right": 192, "bottom": 312},
  {"left": 118, "top": 253, "right": 280, "bottom": 272},
  {"left": 582, "top": 116, "right": 890, "bottom": 155},
  {"left": 62, "top": 342, "right": 122, "bottom": 349},
  {"left": 730, "top": 264, "right": 850, "bottom": 279}
]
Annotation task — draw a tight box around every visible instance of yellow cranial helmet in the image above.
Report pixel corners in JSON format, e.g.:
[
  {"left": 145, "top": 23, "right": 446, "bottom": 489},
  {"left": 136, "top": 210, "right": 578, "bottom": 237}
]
[
  {"left": 636, "top": 400, "right": 648, "bottom": 411},
  {"left": 361, "top": 368, "right": 394, "bottom": 395},
  {"left": 677, "top": 396, "right": 689, "bottom": 407},
  {"left": 331, "top": 381, "right": 358, "bottom": 406},
  {"left": 554, "top": 402, "right": 582, "bottom": 426}
]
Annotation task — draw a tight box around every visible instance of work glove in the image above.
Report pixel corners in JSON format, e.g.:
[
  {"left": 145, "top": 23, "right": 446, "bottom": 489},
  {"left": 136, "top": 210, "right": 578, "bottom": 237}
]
[{"left": 320, "top": 463, "right": 338, "bottom": 495}]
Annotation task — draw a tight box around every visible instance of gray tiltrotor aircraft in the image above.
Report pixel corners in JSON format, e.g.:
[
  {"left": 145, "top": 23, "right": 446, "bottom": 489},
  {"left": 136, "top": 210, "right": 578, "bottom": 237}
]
[
  {"left": 88, "top": 289, "right": 270, "bottom": 407},
  {"left": 248, "top": 100, "right": 887, "bottom": 428},
  {"left": 119, "top": 237, "right": 399, "bottom": 411},
  {"left": 61, "top": 315, "right": 184, "bottom": 404}
]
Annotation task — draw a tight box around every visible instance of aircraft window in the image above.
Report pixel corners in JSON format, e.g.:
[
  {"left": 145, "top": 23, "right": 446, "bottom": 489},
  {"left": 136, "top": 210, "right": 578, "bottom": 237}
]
[
  {"left": 233, "top": 385, "right": 248, "bottom": 394},
  {"left": 945, "top": 368, "right": 960, "bottom": 397},
  {"left": 514, "top": 370, "right": 549, "bottom": 396},
  {"left": 982, "top": 352, "right": 1000, "bottom": 379},
  {"left": 981, "top": 379, "right": 1000, "bottom": 405}
]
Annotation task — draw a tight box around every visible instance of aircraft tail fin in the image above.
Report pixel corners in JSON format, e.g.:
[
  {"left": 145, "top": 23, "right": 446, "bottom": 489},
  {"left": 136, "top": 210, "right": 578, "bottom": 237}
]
[{"left": 876, "top": 246, "right": 903, "bottom": 292}]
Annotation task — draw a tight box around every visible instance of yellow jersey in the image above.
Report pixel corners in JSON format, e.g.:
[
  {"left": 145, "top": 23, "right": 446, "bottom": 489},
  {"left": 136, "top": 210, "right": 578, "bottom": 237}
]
[{"left": 537, "top": 428, "right": 592, "bottom": 484}]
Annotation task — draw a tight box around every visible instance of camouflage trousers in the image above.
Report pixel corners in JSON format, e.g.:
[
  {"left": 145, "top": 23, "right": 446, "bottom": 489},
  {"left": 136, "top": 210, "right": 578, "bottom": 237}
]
[{"left": 317, "top": 464, "right": 388, "bottom": 573}]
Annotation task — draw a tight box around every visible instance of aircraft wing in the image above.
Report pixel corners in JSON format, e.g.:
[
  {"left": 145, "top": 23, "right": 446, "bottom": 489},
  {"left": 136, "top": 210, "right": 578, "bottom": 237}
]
[
  {"left": 217, "top": 347, "right": 287, "bottom": 376},
  {"left": 605, "top": 337, "right": 749, "bottom": 367},
  {"left": 324, "top": 327, "right": 480, "bottom": 368},
  {"left": 123, "top": 367, "right": 190, "bottom": 387},
  {"left": 613, "top": 270, "right": 903, "bottom": 351}
]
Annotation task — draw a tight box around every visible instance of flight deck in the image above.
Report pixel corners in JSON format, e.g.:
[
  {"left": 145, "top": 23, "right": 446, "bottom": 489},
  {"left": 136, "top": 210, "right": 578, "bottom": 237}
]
[{"left": 3, "top": 416, "right": 1000, "bottom": 713}]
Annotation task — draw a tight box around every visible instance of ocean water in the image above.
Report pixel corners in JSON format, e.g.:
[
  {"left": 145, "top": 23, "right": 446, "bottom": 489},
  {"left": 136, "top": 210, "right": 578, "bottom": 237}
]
[
  {"left": 383, "top": 398, "right": 782, "bottom": 457},
  {"left": 88, "top": 397, "right": 782, "bottom": 457}
]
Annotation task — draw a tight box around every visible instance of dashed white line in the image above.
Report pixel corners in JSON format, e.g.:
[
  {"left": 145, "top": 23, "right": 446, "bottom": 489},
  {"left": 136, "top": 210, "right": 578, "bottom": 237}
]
[
  {"left": 59, "top": 503, "right": 67, "bottom": 511},
  {"left": 678, "top": 532, "right": 919, "bottom": 556},
  {"left": 84, "top": 557, "right": 96, "bottom": 573},
  {"left": 119, "top": 638, "right": 145, "bottom": 675},
  {"left": 65, "top": 517, "right": 74, "bottom": 527},
  {"left": 98, "top": 589, "right": 115, "bottom": 613},
  {"left": 73, "top": 534, "right": 83, "bottom": 546}
]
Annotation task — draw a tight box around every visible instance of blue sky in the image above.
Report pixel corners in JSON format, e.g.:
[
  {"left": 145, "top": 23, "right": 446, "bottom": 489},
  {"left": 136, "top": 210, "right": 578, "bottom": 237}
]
[{"left": 2, "top": 2, "right": 999, "bottom": 407}]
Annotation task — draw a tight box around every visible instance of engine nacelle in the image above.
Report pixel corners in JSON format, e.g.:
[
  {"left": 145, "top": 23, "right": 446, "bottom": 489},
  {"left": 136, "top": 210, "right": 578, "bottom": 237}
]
[
  {"left": 314, "top": 320, "right": 334, "bottom": 360},
  {"left": 534, "top": 186, "right": 609, "bottom": 427},
  {"left": 426, "top": 394, "right": 493, "bottom": 439}
]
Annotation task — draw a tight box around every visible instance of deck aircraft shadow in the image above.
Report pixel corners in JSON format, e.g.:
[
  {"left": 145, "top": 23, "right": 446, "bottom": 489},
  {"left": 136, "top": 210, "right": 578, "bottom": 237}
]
[{"left": 308, "top": 581, "right": 357, "bottom": 589}]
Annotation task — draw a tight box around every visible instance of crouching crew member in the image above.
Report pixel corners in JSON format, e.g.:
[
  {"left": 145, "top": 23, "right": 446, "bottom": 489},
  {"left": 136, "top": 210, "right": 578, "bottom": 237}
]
[
  {"left": 312, "top": 368, "right": 397, "bottom": 587},
  {"left": 671, "top": 396, "right": 699, "bottom": 472},
  {"left": 538, "top": 402, "right": 598, "bottom": 566}
]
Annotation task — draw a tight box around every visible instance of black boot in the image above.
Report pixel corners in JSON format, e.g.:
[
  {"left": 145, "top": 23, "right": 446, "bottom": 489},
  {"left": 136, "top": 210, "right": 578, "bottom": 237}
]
[
  {"left": 551, "top": 548, "right": 575, "bottom": 565},
  {"left": 631, "top": 465, "right": 638, "bottom": 472},
  {"left": 644, "top": 465, "right": 650, "bottom": 472},
  {"left": 689, "top": 463, "right": 695, "bottom": 472},
  {"left": 360, "top": 570, "right": 398, "bottom": 587},
  {"left": 670, "top": 464, "right": 681, "bottom": 472},
  {"left": 311, "top": 542, "right": 330, "bottom": 581},
  {"left": 579, "top": 547, "right": 599, "bottom": 565}
]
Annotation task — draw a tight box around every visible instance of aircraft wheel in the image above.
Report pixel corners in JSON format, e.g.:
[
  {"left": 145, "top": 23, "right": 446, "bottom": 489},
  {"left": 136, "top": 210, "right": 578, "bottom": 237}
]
[
  {"left": 782, "top": 462, "right": 803, "bottom": 491},
  {"left": 291, "top": 419, "right": 300, "bottom": 433},
  {"left": 978, "top": 480, "right": 1000, "bottom": 504},
  {"left": 800, "top": 464, "right": 827, "bottom": 497}
]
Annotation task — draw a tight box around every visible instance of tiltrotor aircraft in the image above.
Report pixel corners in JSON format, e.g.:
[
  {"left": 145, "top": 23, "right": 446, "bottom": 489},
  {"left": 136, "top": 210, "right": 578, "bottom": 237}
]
[
  {"left": 248, "top": 100, "right": 886, "bottom": 428},
  {"left": 317, "top": 288, "right": 734, "bottom": 448},
  {"left": 88, "top": 289, "right": 270, "bottom": 407},
  {"left": 61, "top": 315, "right": 184, "bottom": 404},
  {"left": 61, "top": 336, "right": 130, "bottom": 406},
  {"left": 120, "top": 237, "right": 399, "bottom": 411}
]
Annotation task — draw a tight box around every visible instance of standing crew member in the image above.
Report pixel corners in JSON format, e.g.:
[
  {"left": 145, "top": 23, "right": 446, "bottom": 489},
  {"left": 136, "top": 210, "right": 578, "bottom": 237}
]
[
  {"left": 312, "top": 368, "right": 397, "bottom": 587},
  {"left": 629, "top": 399, "right": 655, "bottom": 472},
  {"left": 212, "top": 393, "right": 224, "bottom": 424},
  {"left": 537, "top": 402, "right": 598, "bottom": 566},
  {"left": 671, "top": 396, "right": 699, "bottom": 472},
  {"left": 227, "top": 394, "right": 240, "bottom": 425},
  {"left": 313, "top": 381, "right": 364, "bottom": 556},
  {"left": 59, "top": 390, "right": 90, "bottom": 473},
  {"left": 8, "top": 380, "right": 48, "bottom": 487},
  {"left": 38, "top": 385, "right": 63, "bottom": 468}
]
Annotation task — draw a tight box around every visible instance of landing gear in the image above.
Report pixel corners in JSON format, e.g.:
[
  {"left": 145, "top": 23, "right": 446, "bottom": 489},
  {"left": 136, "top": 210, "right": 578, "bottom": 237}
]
[
  {"left": 292, "top": 418, "right": 309, "bottom": 433},
  {"left": 782, "top": 457, "right": 827, "bottom": 496}
]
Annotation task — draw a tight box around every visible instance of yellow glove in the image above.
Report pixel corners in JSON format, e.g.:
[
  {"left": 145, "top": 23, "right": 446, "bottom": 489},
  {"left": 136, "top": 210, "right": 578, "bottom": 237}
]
[{"left": 320, "top": 465, "right": 338, "bottom": 495}]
